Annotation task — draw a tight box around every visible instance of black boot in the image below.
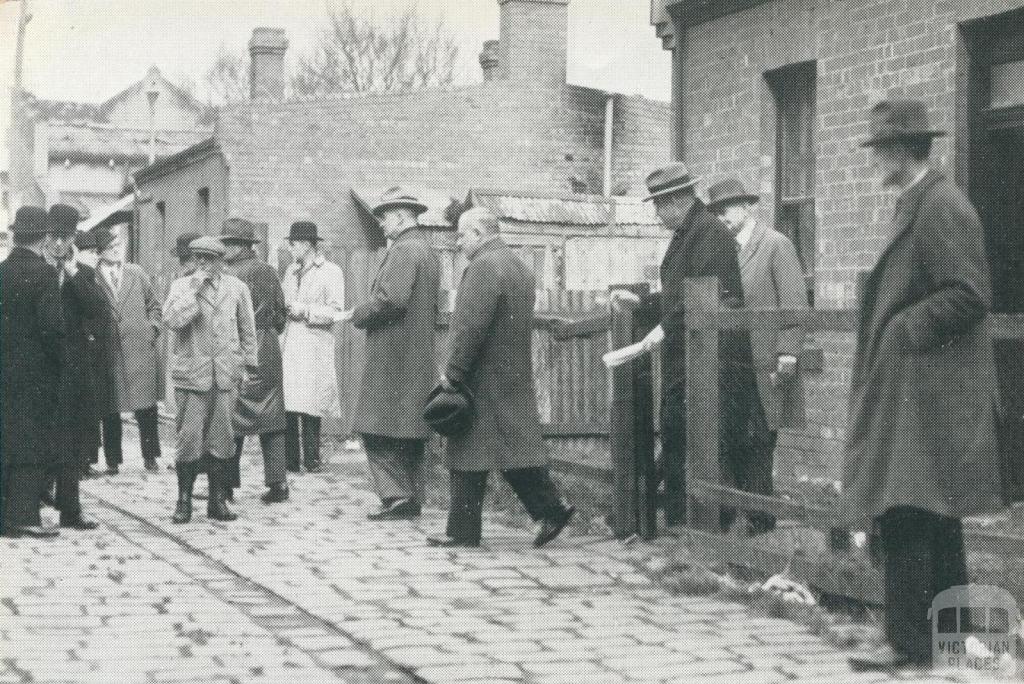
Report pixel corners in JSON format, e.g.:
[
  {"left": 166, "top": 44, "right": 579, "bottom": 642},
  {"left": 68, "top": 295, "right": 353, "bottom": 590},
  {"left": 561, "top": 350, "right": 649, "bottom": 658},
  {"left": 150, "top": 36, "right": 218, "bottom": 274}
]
[
  {"left": 302, "top": 415, "right": 322, "bottom": 473},
  {"left": 285, "top": 413, "right": 301, "bottom": 473},
  {"left": 207, "top": 460, "right": 238, "bottom": 522},
  {"left": 172, "top": 462, "right": 197, "bottom": 524}
]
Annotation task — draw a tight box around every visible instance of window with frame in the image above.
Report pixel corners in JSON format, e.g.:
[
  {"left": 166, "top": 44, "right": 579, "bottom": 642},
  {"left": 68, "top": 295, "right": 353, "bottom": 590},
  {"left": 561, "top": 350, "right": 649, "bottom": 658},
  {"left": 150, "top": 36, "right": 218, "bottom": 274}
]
[{"left": 767, "top": 61, "right": 817, "bottom": 306}]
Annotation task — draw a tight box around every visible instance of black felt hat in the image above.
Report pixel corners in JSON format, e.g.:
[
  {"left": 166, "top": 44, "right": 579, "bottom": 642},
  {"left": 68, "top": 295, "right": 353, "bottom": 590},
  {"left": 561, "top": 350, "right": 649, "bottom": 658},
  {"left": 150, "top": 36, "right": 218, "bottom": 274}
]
[
  {"left": 423, "top": 383, "right": 474, "bottom": 437},
  {"left": 9, "top": 206, "right": 49, "bottom": 235},
  {"left": 861, "top": 99, "right": 947, "bottom": 148},
  {"left": 287, "top": 221, "right": 324, "bottom": 243},
  {"left": 48, "top": 204, "right": 81, "bottom": 239}
]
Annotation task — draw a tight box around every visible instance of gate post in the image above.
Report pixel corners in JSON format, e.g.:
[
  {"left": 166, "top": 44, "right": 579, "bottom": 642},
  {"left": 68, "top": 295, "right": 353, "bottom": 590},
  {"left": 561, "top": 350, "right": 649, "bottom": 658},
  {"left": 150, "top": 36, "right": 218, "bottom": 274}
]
[{"left": 684, "top": 277, "right": 721, "bottom": 532}]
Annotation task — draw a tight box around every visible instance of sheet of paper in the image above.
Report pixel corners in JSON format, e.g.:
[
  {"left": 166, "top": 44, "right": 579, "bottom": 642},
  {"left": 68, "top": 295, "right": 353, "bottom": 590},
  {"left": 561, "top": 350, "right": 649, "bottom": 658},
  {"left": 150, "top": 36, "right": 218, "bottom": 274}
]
[{"left": 602, "top": 341, "right": 649, "bottom": 368}]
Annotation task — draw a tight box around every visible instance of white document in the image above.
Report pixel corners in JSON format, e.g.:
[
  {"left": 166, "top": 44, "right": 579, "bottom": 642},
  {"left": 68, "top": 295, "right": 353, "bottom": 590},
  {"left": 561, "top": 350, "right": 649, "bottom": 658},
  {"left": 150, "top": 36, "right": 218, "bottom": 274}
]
[{"left": 602, "top": 341, "right": 649, "bottom": 368}]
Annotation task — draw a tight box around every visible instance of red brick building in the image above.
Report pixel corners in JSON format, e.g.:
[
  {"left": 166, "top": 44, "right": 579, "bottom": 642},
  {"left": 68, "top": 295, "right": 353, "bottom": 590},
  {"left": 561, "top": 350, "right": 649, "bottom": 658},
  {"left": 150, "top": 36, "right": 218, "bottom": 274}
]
[{"left": 650, "top": 0, "right": 1024, "bottom": 484}]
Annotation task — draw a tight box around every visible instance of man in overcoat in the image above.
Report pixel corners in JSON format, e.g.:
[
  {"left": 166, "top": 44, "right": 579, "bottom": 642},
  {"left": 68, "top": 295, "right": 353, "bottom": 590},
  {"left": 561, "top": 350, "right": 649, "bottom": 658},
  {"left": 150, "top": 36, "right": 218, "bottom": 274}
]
[
  {"left": 164, "top": 237, "right": 258, "bottom": 523},
  {"left": 843, "top": 100, "right": 1004, "bottom": 671},
  {"left": 280, "top": 221, "right": 345, "bottom": 474},
  {"left": 707, "top": 179, "right": 809, "bottom": 534},
  {"left": 0, "top": 207, "right": 64, "bottom": 538},
  {"left": 426, "top": 208, "right": 575, "bottom": 548},
  {"left": 611, "top": 163, "right": 756, "bottom": 528},
  {"left": 350, "top": 188, "right": 440, "bottom": 521},
  {"left": 222, "top": 219, "right": 290, "bottom": 504},
  {"left": 96, "top": 226, "right": 163, "bottom": 473}
]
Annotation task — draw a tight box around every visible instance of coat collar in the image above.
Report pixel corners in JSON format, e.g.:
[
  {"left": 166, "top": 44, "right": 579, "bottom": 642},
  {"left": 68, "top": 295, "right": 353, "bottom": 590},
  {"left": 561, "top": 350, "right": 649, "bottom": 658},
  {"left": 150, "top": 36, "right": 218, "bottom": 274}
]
[
  {"left": 738, "top": 220, "right": 768, "bottom": 269},
  {"left": 466, "top": 235, "right": 505, "bottom": 261},
  {"left": 873, "top": 168, "right": 943, "bottom": 274},
  {"left": 8, "top": 246, "right": 47, "bottom": 264}
]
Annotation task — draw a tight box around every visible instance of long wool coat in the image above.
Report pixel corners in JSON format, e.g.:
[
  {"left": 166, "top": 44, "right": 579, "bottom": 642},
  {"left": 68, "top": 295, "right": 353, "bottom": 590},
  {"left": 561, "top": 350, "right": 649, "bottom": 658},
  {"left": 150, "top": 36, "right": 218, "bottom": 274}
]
[
  {"left": 0, "top": 248, "right": 63, "bottom": 467},
  {"left": 97, "top": 262, "right": 161, "bottom": 412},
  {"left": 841, "top": 170, "right": 1003, "bottom": 525},
  {"left": 281, "top": 253, "right": 344, "bottom": 418},
  {"left": 227, "top": 252, "right": 287, "bottom": 434},
  {"left": 738, "top": 222, "right": 808, "bottom": 431},
  {"left": 352, "top": 227, "right": 440, "bottom": 440},
  {"left": 444, "top": 237, "right": 546, "bottom": 472}
]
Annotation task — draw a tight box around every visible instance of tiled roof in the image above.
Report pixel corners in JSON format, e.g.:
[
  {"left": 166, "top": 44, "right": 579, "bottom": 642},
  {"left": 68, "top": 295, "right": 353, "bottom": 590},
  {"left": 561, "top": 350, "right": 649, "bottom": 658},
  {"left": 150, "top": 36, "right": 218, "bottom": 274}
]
[{"left": 469, "top": 189, "right": 660, "bottom": 227}]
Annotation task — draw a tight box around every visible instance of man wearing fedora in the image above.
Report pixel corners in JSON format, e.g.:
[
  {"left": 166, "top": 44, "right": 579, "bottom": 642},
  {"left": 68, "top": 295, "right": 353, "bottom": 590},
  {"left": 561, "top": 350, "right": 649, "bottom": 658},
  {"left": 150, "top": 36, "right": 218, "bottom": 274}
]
[
  {"left": 349, "top": 188, "right": 440, "bottom": 521},
  {"left": 1, "top": 207, "right": 65, "bottom": 537},
  {"left": 222, "top": 219, "right": 290, "bottom": 504},
  {"left": 844, "top": 100, "right": 1003, "bottom": 671},
  {"left": 281, "top": 221, "right": 345, "bottom": 475},
  {"left": 707, "top": 178, "right": 808, "bottom": 535},
  {"left": 425, "top": 207, "right": 574, "bottom": 548},
  {"left": 611, "top": 163, "right": 755, "bottom": 529},
  {"left": 164, "top": 236, "right": 258, "bottom": 523}
]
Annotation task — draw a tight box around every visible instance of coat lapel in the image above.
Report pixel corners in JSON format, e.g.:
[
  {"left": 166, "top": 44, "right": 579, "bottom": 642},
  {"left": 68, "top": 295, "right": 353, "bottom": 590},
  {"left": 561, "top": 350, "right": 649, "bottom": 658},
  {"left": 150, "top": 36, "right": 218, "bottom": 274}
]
[{"left": 738, "top": 222, "right": 767, "bottom": 270}]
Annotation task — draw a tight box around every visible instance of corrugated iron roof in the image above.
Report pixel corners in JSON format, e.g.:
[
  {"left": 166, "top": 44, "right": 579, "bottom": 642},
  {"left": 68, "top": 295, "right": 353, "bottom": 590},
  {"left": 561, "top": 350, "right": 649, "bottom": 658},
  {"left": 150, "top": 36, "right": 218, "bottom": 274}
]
[{"left": 469, "top": 189, "right": 660, "bottom": 227}]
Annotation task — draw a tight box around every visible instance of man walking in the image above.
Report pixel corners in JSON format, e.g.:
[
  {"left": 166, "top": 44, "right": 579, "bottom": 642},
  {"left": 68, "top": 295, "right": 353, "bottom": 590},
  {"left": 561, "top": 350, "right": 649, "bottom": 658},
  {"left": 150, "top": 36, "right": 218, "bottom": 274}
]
[
  {"left": 350, "top": 188, "right": 439, "bottom": 521},
  {"left": 844, "top": 100, "right": 1003, "bottom": 671},
  {"left": 611, "top": 163, "right": 756, "bottom": 528},
  {"left": 426, "top": 208, "right": 574, "bottom": 548},
  {"left": 707, "top": 178, "right": 808, "bottom": 535},
  {"left": 281, "top": 221, "right": 345, "bottom": 474},
  {"left": 222, "top": 219, "right": 290, "bottom": 504},
  {"left": 96, "top": 227, "right": 163, "bottom": 473},
  {"left": 1, "top": 207, "right": 64, "bottom": 538},
  {"left": 164, "top": 237, "right": 257, "bottom": 523}
]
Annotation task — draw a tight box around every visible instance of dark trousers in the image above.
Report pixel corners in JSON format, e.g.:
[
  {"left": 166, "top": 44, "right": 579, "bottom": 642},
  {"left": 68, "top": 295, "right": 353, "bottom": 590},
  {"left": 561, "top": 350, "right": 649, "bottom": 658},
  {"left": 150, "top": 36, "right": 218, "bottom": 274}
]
[
  {"left": 741, "top": 401, "right": 777, "bottom": 534},
  {"left": 53, "top": 460, "right": 81, "bottom": 521},
  {"left": 446, "top": 468, "right": 564, "bottom": 545},
  {"left": 285, "top": 412, "right": 321, "bottom": 471},
  {"left": 102, "top": 406, "right": 162, "bottom": 466},
  {"left": 2, "top": 464, "right": 46, "bottom": 531},
  {"left": 878, "top": 506, "right": 968, "bottom": 662},
  {"left": 233, "top": 432, "right": 287, "bottom": 487}
]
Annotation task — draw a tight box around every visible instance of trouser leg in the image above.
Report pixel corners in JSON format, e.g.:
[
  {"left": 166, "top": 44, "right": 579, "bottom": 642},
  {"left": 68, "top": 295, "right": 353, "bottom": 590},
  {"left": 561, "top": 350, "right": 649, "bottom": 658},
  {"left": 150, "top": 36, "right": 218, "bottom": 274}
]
[
  {"left": 55, "top": 460, "right": 81, "bottom": 521},
  {"left": 79, "top": 423, "right": 101, "bottom": 472},
  {"left": 3, "top": 465, "right": 45, "bottom": 530},
  {"left": 226, "top": 437, "right": 243, "bottom": 490},
  {"left": 285, "top": 412, "right": 301, "bottom": 472},
  {"left": 136, "top": 406, "right": 162, "bottom": 462},
  {"left": 301, "top": 414, "right": 322, "bottom": 470},
  {"left": 102, "top": 414, "right": 123, "bottom": 467},
  {"left": 363, "top": 434, "right": 424, "bottom": 504},
  {"left": 446, "top": 470, "right": 488, "bottom": 545},
  {"left": 502, "top": 467, "right": 565, "bottom": 522},
  {"left": 660, "top": 388, "right": 687, "bottom": 526},
  {"left": 744, "top": 401, "right": 777, "bottom": 534},
  {"left": 260, "top": 432, "right": 287, "bottom": 487}
]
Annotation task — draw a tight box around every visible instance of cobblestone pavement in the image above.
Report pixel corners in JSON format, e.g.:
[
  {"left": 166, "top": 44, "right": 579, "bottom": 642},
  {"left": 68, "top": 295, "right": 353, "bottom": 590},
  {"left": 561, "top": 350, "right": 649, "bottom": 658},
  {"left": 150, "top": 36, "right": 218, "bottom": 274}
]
[{"left": 2, "top": 438, "right": 958, "bottom": 683}]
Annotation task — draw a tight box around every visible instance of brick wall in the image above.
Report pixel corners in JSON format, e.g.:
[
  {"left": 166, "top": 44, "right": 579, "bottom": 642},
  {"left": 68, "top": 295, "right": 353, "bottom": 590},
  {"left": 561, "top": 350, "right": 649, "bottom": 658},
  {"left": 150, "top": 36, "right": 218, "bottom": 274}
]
[{"left": 669, "top": 0, "right": 1024, "bottom": 483}]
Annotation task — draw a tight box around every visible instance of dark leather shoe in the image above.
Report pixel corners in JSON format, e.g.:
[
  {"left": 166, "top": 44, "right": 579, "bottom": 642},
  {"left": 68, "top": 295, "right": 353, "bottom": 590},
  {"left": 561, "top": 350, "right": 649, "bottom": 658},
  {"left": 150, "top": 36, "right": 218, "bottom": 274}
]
[
  {"left": 6, "top": 525, "right": 59, "bottom": 539},
  {"left": 224, "top": 488, "right": 235, "bottom": 503},
  {"left": 172, "top": 498, "right": 192, "bottom": 524},
  {"left": 60, "top": 516, "right": 99, "bottom": 530},
  {"left": 261, "top": 484, "right": 289, "bottom": 504},
  {"left": 143, "top": 459, "right": 159, "bottom": 472},
  {"left": 367, "top": 498, "right": 420, "bottom": 521},
  {"left": 426, "top": 535, "right": 479, "bottom": 548},
  {"left": 848, "top": 645, "right": 920, "bottom": 672},
  {"left": 105, "top": 466, "right": 119, "bottom": 476},
  {"left": 534, "top": 505, "right": 575, "bottom": 548}
]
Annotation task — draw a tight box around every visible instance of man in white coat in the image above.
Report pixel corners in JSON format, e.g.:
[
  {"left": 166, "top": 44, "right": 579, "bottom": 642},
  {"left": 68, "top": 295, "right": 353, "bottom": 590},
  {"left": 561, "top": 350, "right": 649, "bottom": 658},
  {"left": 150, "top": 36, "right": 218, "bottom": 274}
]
[{"left": 281, "top": 221, "right": 345, "bottom": 473}]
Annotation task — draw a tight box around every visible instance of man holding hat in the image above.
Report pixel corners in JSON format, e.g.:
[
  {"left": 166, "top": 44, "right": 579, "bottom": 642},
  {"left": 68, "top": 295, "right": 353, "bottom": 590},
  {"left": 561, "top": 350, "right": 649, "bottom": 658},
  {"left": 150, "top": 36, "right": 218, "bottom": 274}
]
[
  {"left": 610, "top": 163, "right": 755, "bottom": 528},
  {"left": 1, "top": 207, "right": 64, "bottom": 537},
  {"left": 843, "top": 100, "right": 1003, "bottom": 671},
  {"left": 349, "top": 187, "right": 440, "bottom": 521},
  {"left": 280, "top": 221, "right": 345, "bottom": 475},
  {"left": 164, "top": 236, "right": 257, "bottom": 523},
  {"left": 222, "top": 218, "right": 290, "bottom": 504},
  {"left": 706, "top": 178, "right": 808, "bottom": 535}
]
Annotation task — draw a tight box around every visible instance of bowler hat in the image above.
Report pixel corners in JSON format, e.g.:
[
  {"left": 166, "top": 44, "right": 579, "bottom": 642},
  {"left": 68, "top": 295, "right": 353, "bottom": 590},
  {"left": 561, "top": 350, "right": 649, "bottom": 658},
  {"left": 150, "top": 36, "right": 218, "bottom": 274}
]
[
  {"left": 861, "top": 99, "right": 946, "bottom": 148},
  {"left": 94, "top": 227, "right": 117, "bottom": 253},
  {"left": 48, "top": 204, "right": 80, "bottom": 239},
  {"left": 643, "top": 163, "right": 701, "bottom": 201},
  {"left": 189, "top": 236, "right": 226, "bottom": 258},
  {"left": 423, "top": 383, "right": 474, "bottom": 437},
  {"left": 173, "top": 231, "right": 203, "bottom": 259},
  {"left": 287, "top": 221, "right": 323, "bottom": 243},
  {"left": 9, "top": 206, "right": 49, "bottom": 235},
  {"left": 706, "top": 178, "right": 760, "bottom": 213},
  {"left": 220, "top": 218, "right": 260, "bottom": 244},
  {"left": 75, "top": 229, "right": 98, "bottom": 251},
  {"left": 371, "top": 187, "right": 428, "bottom": 219}
]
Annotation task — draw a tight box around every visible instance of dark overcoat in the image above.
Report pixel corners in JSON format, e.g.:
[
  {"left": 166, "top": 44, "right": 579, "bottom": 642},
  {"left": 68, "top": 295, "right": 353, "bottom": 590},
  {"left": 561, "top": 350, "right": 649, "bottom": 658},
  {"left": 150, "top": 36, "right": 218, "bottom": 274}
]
[
  {"left": 841, "top": 170, "right": 1003, "bottom": 525},
  {"left": 738, "top": 222, "right": 808, "bottom": 430},
  {"left": 352, "top": 227, "right": 440, "bottom": 440},
  {"left": 444, "top": 237, "right": 547, "bottom": 471},
  {"left": 0, "top": 248, "right": 64, "bottom": 467},
  {"left": 226, "top": 252, "right": 287, "bottom": 435},
  {"left": 98, "top": 263, "right": 161, "bottom": 411}
]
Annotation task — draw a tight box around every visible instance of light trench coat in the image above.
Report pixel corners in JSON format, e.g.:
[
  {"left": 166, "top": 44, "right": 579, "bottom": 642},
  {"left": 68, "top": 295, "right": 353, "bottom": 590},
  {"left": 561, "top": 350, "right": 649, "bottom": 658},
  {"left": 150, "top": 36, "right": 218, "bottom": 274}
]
[{"left": 281, "top": 252, "right": 345, "bottom": 418}]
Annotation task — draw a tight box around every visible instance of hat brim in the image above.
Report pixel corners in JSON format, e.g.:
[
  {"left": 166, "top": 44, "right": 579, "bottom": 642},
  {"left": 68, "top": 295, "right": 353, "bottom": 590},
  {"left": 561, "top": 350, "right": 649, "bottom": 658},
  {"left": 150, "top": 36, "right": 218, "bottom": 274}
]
[
  {"left": 220, "top": 236, "right": 261, "bottom": 244},
  {"left": 372, "top": 200, "right": 429, "bottom": 218},
  {"left": 642, "top": 177, "right": 701, "bottom": 201},
  {"left": 860, "top": 130, "right": 947, "bottom": 148},
  {"left": 707, "top": 194, "right": 760, "bottom": 212},
  {"left": 286, "top": 235, "right": 326, "bottom": 243},
  {"left": 191, "top": 248, "right": 225, "bottom": 258}
]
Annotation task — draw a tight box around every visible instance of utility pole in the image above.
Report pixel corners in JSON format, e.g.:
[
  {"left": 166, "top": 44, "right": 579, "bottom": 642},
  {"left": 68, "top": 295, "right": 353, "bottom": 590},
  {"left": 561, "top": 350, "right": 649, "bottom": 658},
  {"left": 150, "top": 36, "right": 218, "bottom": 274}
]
[{"left": 8, "top": 0, "right": 33, "bottom": 211}]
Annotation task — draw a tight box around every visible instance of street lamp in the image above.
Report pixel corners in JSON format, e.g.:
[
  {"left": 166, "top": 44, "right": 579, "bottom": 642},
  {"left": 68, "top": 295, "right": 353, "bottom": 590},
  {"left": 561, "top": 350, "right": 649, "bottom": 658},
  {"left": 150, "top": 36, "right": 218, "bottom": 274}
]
[{"left": 145, "top": 77, "right": 160, "bottom": 165}]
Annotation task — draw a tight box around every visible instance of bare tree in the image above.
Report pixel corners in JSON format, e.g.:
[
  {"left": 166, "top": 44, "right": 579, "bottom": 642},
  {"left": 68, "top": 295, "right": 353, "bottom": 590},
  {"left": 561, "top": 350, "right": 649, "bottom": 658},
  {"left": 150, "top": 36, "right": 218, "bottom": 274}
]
[
  {"left": 203, "top": 45, "right": 248, "bottom": 106},
  {"left": 291, "top": 2, "right": 459, "bottom": 97}
]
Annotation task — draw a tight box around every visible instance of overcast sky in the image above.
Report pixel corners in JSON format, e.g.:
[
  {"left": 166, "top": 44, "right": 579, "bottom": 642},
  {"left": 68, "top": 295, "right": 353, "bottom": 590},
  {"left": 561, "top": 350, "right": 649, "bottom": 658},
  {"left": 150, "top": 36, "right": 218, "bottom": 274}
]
[{"left": 0, "top": 0, "right": 670, "bottom": 108}]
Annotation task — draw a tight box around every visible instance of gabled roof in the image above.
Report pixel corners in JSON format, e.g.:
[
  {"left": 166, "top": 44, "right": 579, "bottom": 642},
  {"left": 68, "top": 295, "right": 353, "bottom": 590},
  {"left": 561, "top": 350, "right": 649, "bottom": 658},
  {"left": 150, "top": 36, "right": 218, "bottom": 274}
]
[
  {"left": 47, "top": 123, "right": 211, "bottom": 164},
  {"left": 468, "top": 189, "right": 661, "bottom": 227}
]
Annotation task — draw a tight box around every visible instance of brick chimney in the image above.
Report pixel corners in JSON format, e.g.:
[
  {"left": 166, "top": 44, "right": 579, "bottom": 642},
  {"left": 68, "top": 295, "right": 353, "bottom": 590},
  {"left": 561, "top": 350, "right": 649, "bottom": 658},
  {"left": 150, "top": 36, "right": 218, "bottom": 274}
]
[
  {"left": 479, "top": 40, "right": 500, "bottom": 81},
  {"left": 248, "top": 27, "right": 288, "bottom": 101},
  {"left": 498, "top": 0, "right": 569, "bottom": 85}
]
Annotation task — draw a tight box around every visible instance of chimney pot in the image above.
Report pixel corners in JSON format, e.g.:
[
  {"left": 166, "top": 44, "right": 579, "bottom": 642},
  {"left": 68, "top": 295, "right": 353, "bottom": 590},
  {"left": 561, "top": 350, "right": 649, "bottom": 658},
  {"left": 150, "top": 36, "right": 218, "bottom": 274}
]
[
  {"left": 249, "top": 27, "right": 288, "bottom": 101},
  {"left": 479, "top": 40, "right": 500, "bottom": 81}
]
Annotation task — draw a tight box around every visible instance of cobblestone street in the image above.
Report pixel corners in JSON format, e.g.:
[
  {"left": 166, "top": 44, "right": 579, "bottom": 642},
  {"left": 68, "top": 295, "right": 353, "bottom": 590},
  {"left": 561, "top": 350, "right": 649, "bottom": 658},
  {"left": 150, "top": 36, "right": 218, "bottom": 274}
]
[{"left": 1, "top": 437, "right": 946, "bottom": 683}]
